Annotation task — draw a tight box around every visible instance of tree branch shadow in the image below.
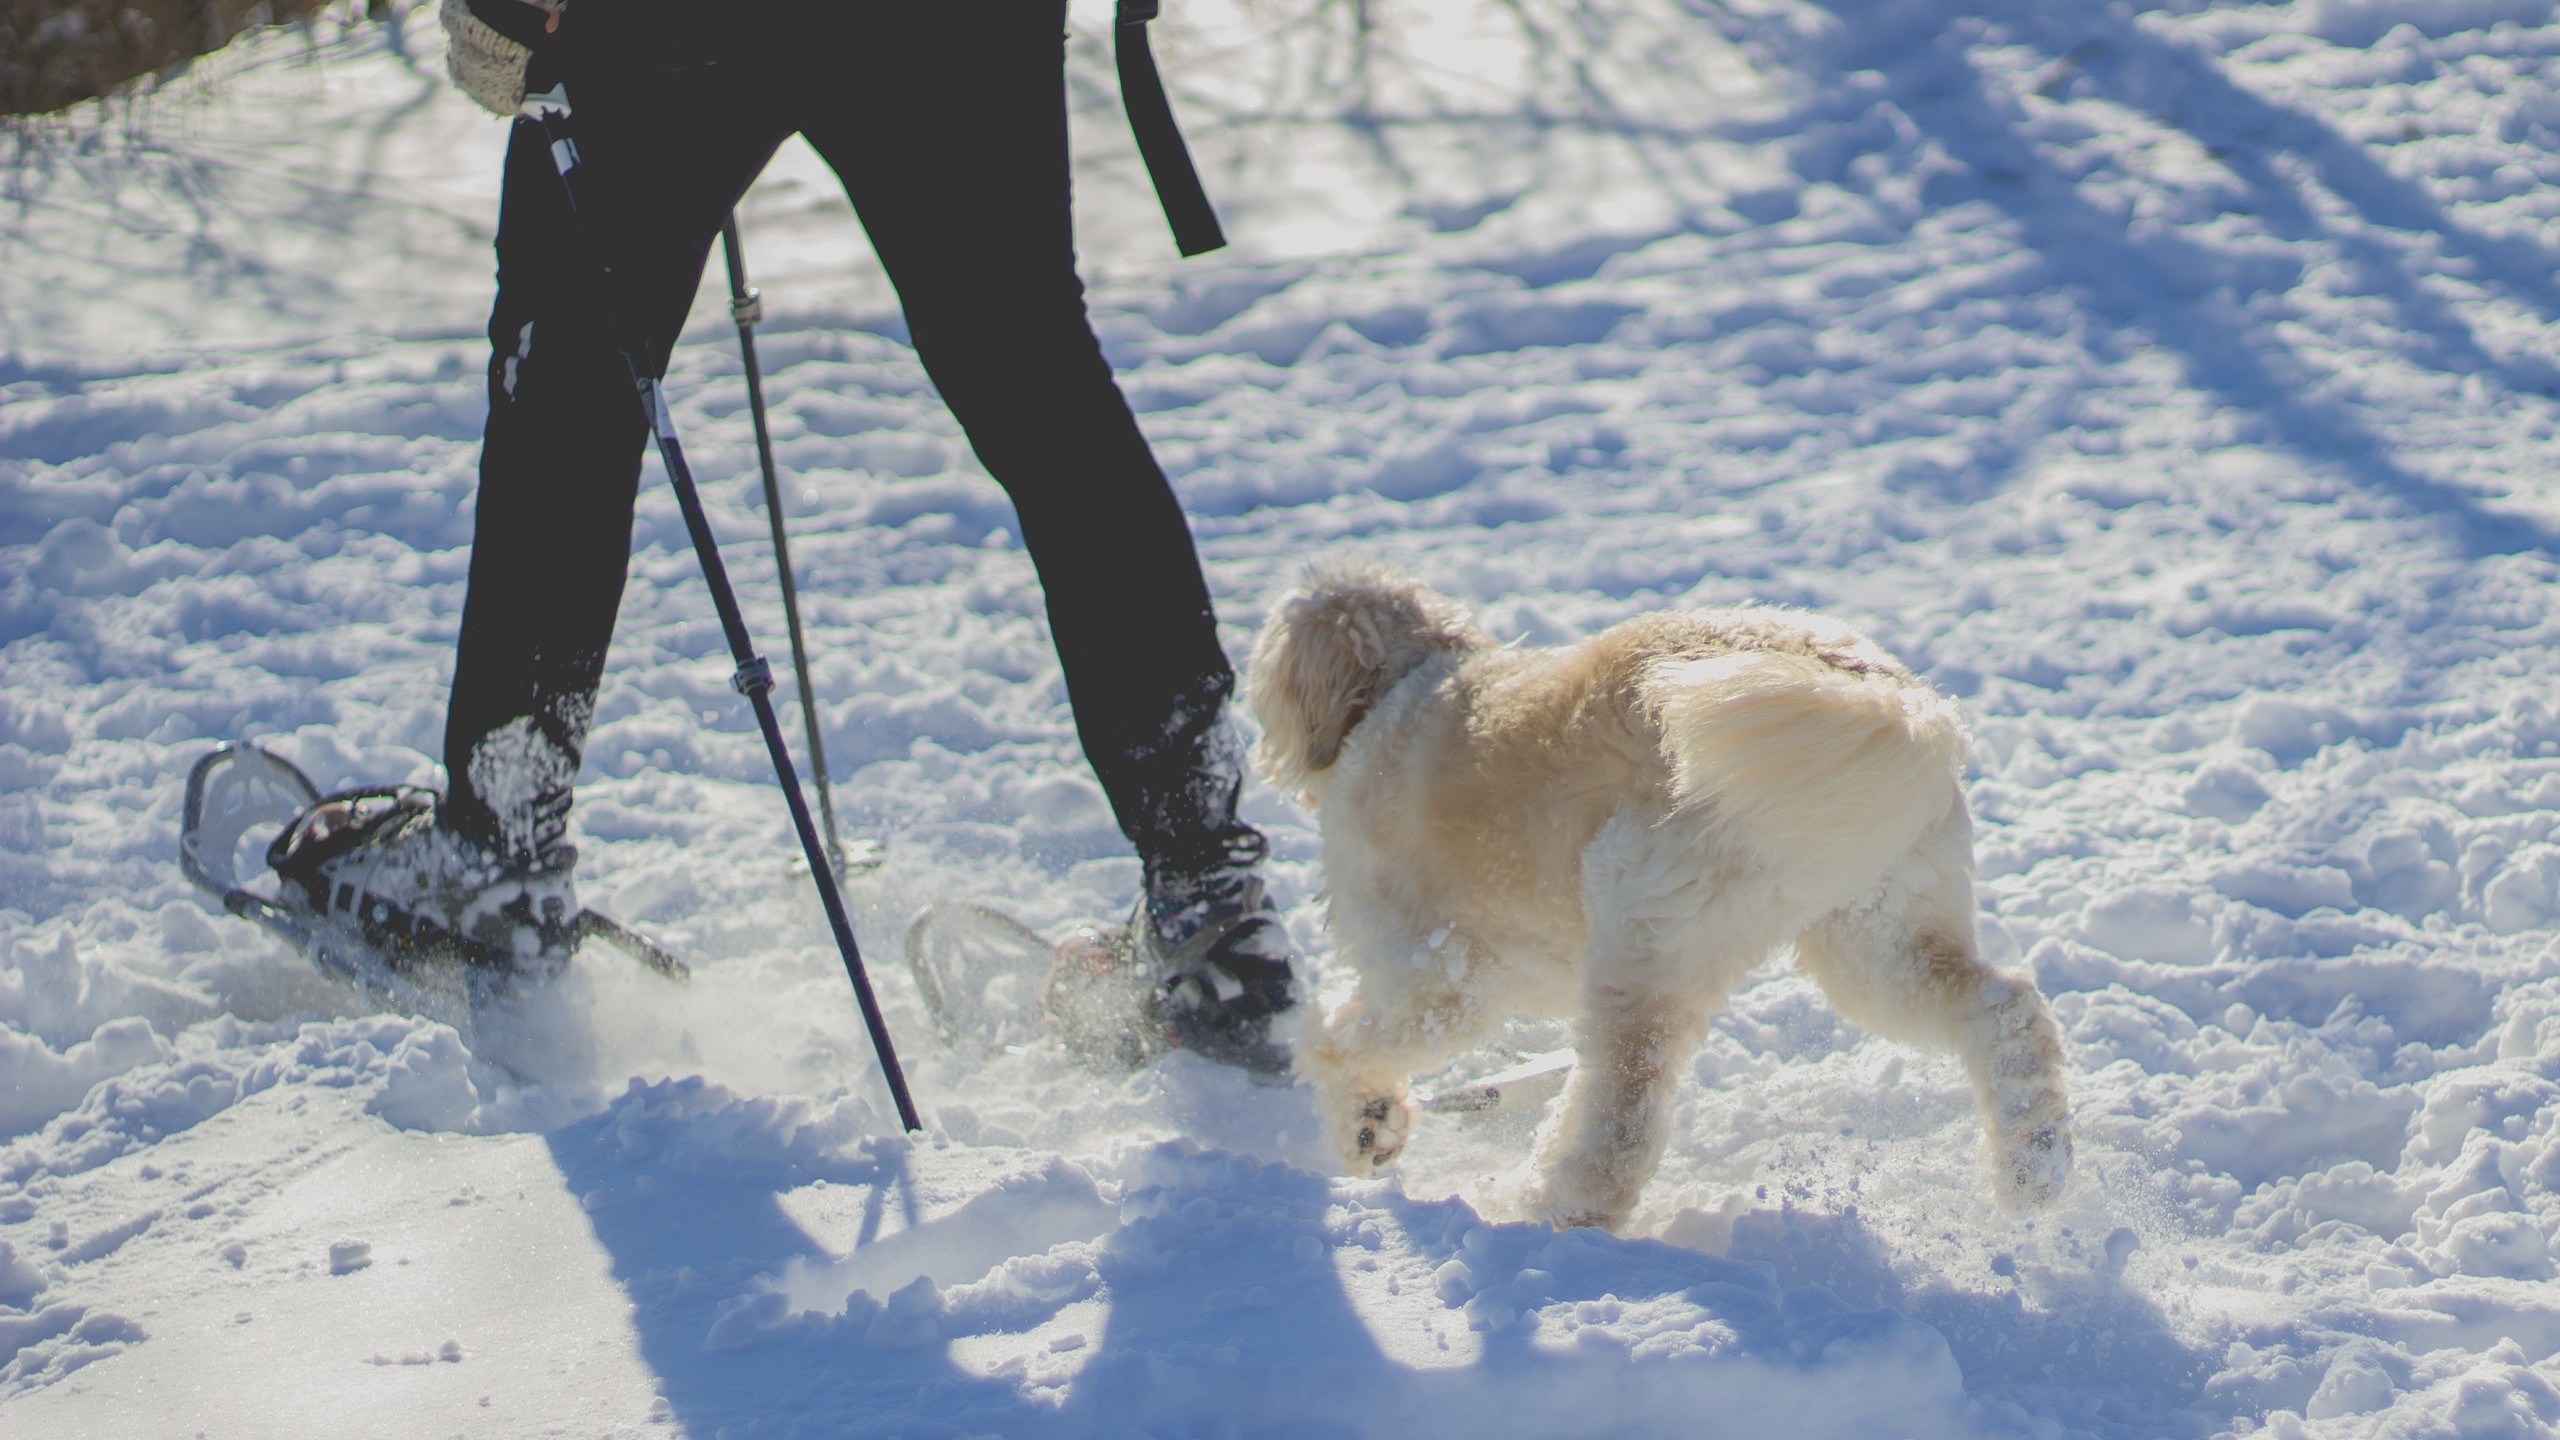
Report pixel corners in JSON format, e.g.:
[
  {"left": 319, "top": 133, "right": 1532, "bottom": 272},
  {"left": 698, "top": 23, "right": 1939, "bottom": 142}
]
[{"left": 1762, "top": 0, "right": 2560, "bottom": 557}]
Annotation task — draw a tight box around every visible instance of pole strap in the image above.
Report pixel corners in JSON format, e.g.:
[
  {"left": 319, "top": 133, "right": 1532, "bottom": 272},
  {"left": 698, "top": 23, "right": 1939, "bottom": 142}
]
[{"left": 1115, "top": 0, "right": 1226, "bottom": 257}]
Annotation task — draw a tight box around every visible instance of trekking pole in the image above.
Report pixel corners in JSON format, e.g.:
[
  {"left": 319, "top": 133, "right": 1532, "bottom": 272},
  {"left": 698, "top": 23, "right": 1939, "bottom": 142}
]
[
  {"left": 718, "top": 215, "right": 855, "bottom": 885},
  {"left": 512, "top": 68, "right": 923, "bottom": 1136}
]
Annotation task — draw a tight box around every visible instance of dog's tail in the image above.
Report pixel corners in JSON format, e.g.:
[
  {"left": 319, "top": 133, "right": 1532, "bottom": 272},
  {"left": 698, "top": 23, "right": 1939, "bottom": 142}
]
[{"left": 1650, "top": 651, "right": 1967, "bottom": 899}]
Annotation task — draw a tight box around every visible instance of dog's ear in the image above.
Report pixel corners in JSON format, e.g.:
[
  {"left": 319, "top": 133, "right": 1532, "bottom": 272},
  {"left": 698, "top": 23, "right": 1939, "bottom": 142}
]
[
  {"left": 1246, "top": 561, "right": 1487, "bottom": 797},
  {"left": 1247, "top": 586, "right": 1374, "bottom": 794}
]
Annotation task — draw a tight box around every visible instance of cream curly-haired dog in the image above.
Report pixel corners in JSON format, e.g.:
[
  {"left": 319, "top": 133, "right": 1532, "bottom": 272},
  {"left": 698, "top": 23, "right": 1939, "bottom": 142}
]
[{"left": 1248, "top": 561, "right": 2071, "bottom": 1231}]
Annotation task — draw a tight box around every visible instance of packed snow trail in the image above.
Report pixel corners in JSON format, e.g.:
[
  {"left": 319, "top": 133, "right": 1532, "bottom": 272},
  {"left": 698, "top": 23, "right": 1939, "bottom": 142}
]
[{"left": 8, "top": 2, "right": 2560, "bottom": 1436}]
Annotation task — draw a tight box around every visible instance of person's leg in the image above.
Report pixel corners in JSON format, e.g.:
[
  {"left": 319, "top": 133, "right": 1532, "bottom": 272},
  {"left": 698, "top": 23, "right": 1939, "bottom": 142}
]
[
  {"left": 787, "top": 1, "right": 1292, "bottom": 1063},
  {"left": 786, "top": 0, "right": 1254, "bottom": 881},
  {"left": 444, "top": 6, "right": 791, "bottom": 863}
]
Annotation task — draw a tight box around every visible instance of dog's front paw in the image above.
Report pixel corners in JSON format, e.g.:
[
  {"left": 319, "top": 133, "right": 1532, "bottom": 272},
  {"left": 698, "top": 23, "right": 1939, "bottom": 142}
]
[{"left": 1346, "top": 1092, "right": 1414, "bottom": 1170}]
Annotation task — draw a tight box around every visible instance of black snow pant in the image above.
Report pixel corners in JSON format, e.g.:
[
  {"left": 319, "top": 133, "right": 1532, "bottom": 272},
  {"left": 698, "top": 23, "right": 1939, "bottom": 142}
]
[{"left": 441, "top": 0, "right": 1257, "bottom": 881}]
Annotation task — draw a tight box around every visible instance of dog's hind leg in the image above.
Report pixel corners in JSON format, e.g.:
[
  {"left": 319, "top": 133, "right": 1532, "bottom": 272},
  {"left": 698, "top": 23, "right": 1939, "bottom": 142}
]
[
  {"left": 1793, "top": 805, "right": 2072, "bottom": 1209},
  {"left": 1527, "top": 815, "right": 1775, "bottom": 1233}
]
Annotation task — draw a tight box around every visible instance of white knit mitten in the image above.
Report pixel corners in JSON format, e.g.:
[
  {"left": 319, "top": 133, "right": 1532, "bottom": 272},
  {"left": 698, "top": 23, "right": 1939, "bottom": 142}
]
[{"left": 439, "top": 0, "right": 568, "bottom": 117}]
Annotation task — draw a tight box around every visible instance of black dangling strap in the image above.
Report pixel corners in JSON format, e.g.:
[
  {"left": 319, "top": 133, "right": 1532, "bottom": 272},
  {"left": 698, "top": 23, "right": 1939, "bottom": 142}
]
[
  {"left": 1115, "top": 0, "right": 1227, "bottom": 258},
  {"left": 477, "top": 0, "right": 1226, "bottom": 258}
]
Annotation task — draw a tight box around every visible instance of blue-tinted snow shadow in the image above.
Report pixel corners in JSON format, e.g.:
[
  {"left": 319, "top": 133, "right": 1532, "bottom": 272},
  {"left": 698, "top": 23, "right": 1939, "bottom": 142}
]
[
  {"left": 0, "top": 13, "right": 462, "bottom": 347},
  {"left": 543, "top": 1077, "right": 1992, "bottom": 1438},
  {"left": 1718, "top": 1204, "right": 2218, "bottom": 1439},
  {"left": 542, "top": 1087, "right": 1033, "bottom": 1438},
  {"left": 541, "top": 1097, "right": 1409, "bottom": 1438},
  {"left": 1775, "top": 0, "right": 2560, "bottom": 559}
]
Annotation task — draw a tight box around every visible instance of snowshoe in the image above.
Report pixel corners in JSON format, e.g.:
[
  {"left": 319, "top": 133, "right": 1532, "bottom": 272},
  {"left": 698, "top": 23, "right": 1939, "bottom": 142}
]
[
  {"left": 181, "top": 744, "right": 689, "bottom": 1005},
  {"left": 901, "top": 895, "right": 1573, "bottom": 1108},
  {"left": 904, "top": 879, "right": 1295, "bottom": 1078},
  {"left": 267, "top": 781, "right": 581, "bottom": 981},
  {"left": 901, "top": 902, "right": 1203, "bottom": 1073},
  {"left": 901, "top": 902, "right": 1058, "bottom": 1055},
  {"left": 1122, "top": 866, "right": 1296, "bottom": 1077},
  {"left": 1411, "top": 1048, "right": 1576, "bottom": 1115},
  {"left": 1044, "top": 915, "right": 1177, "bottom": 1073}
]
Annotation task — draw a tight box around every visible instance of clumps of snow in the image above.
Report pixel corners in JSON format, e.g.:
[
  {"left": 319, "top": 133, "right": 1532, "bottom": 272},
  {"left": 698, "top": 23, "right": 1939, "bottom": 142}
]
[
  {"left": 0, "top": 1304, "right": 144, "bottom": 1390},
  {"left": 859, "top": 1276, "right": 947, "bottom": 1349},
  {"left": 56, "top": 1210, "right": 158, "bottom": 1268},
  {"left": 361, "top": 1337, "right": 459, "bottom": 1366},
  {"left": 364, "top": 1023, "right": 483, "bottom": 1133},
  {"left": 0, "top": 926, "right": 221, "bottom": 1140},
  {"left": 2242, "top": 1337, "right": 2560, "bottom": 1437},
  {"left": 0, "top": 1013, "right": 527, "bottom": 1189},
  {"left": 1, "top": 1047, "right": 265, "bottom": 1188},
  {"left": 700, "top": 1290, "right": 810, "bottom": 1353},
  {"left": 592, "top": 1074, "right": 889, "bottom": 1180},
  {"left": 325, "top": 1240, "right": 370, "bottom": 1276},
  {"left": 0, "top": 1019, "right": 171, "bottom": 1140},
  {"left": 460, "top": 714, "right": 579, "bottom": 861},
  {"left": 0, "top": 1242, "right": 44, "bottom": 1309}
]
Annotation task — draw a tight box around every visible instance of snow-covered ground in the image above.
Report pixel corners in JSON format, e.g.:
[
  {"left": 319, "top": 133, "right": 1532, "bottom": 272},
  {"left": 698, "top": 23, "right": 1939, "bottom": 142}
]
[{"left": 8, "top": 1, "right": 2560, "bottom": 1434}]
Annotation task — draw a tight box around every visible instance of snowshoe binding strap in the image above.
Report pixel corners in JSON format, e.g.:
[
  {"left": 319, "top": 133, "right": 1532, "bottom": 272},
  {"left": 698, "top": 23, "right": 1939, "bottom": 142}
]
[
  {"left": 267, "top": 785, "right": 439, "bottom": 892},
  {"left": 269, "top": 787, "right": 578, "bottom": 976}
]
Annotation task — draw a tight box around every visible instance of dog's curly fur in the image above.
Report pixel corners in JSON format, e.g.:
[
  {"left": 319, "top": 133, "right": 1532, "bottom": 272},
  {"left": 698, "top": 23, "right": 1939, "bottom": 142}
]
[{"left": 1249, "top": 560, "right": 2072, "bottom": 1231}]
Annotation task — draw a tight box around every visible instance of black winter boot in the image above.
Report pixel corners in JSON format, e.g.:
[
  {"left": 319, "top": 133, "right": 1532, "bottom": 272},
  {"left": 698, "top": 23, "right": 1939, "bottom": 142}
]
[
  {"left": 1043, "top": 830, "right": 1297, "bottom": 1077},
  {"left": 1133, "top": 839, "right": 1296, "bottom": 1072}
]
